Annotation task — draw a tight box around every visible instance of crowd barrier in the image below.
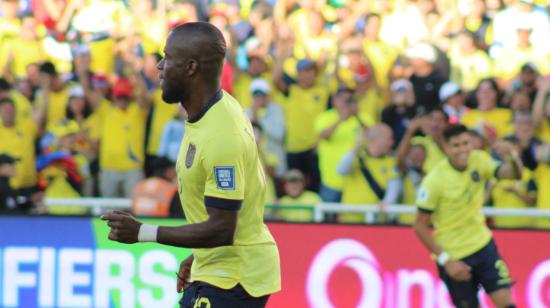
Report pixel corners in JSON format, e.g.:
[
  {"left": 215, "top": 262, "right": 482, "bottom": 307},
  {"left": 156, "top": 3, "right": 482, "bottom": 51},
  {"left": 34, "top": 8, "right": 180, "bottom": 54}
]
[
  {"left": 0, "top": 216, "right": 549, "bottom": 307},
  {"left": 44, "top": 198, "right": 550, "bottom": 223}
]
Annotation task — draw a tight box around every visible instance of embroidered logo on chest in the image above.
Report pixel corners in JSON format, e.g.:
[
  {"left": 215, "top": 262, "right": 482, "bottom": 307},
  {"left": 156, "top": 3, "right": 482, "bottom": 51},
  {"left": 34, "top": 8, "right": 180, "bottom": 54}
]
[
  {"left": 471, "top": 170, "right": 480, "bottom": 182},
  {"left": 185, "top": 143, "right": 196, "bottom": 168}
]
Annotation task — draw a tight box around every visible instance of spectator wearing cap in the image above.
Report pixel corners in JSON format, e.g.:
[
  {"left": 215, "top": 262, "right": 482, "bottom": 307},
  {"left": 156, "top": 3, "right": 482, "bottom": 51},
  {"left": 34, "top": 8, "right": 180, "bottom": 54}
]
[
  {"left": 492, "top": 0, "right": 550, "bottom": 52},
  {"left": 34, "top": 61, "right": 69, "bottom": 129},
  {"left": 95, "top": 77, "right": 150, "bottom": 198},
  {"left": 448, "top": 31, "right": 493, "bottom": 92},
  {"left": 245, "top": 78, "right": 286, "bottom": 177},
  {"left": 131, "top": 157, "right": 183, "bottom": 218},
  {"left": 440, "top": 81, "right": 469, "bottom": 124},
  {"left": 64, "top": 85, "right": 93, "bottom": 132},
  {"left": 462, "top": 78, "right": 513, "bottom": 138},
  {"left": 0, "top": 97, "right": 37, "bottom": 192},
  {"left": 493, "top": 17, "right": 550, "bottom": 85},
  {"left": 315, "top": 88, "right": 372, "bottom": 205},
  {"left": 233, "top": 37, "right": 273, "bottom": 109},
  {"left": 381, "top": 79, "right": 417, "bottom": 148},
  {"left": 406, "top": 43, "right": 446, "bottom": 115},
  {"left": 276, "top": 169, "right": 321, "bottom": 223},
  {"left": 273, "top": 47, "right": 330, "bottom": 191}
]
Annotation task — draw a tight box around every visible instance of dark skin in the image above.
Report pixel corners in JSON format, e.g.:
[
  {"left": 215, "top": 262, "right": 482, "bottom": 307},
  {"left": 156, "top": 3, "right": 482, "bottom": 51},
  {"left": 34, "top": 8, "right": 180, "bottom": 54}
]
[{"left": 101, "top": 22, "right": 238, "bottom": 293}]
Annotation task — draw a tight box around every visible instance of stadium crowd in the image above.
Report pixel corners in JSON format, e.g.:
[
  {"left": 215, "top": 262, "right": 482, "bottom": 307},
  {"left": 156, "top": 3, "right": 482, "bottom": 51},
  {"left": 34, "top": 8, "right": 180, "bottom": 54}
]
[{"left": 0, "top": 0, "right": 549, "bottom": 228}]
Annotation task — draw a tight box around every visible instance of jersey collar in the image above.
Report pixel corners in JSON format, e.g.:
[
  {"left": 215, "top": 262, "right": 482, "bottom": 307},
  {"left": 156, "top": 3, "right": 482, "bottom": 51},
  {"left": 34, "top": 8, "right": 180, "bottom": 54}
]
[{"left": 187, "top": 90, "right": 224, "bottom": 123}]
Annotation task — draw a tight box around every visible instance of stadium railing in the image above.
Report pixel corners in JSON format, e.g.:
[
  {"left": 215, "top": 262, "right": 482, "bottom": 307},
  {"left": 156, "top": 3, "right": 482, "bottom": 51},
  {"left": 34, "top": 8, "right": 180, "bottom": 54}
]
[{"left": 44, "top": 198, "right": 550, "bottom": 224}]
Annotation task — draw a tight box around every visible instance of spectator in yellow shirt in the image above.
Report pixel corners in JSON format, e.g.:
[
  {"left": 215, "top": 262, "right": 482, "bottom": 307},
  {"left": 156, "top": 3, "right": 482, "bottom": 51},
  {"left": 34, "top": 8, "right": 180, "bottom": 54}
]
[
  {"left": 0, "top": 97, "right": 37, "bottom": 192},
  {"left": 0, "top": 78, "right": 32, "bottom": 122},
  {"left": 462, "top": 78, "right": 513, "bottom": 139},
  {"left": 274, "top": 38, "right": 330, "bottom": 191},
  {"left": 532, "top": 78, "right": 550, "bottom": 143},
  {"left": 533, "top": 142, "right": 550, "bottom": 228},
  {"left": 337, "top": 124, "right": 401, "bottom": 223},
  {"left": 493, "top": 20, "right": 550, "bottom": 85},
  {"left": 35, "top": 62, "right": 69, "bottom": 128},
  {"left": 362, "top": 13, "right": 399, "bottom": 97},
  {"left": 315, "top": 88, "right": 371, "bottom": 204},
  {"left": 97, "top": 77, "right": 150, "bottom": 198},
  {"left": 276, "top": 169, "right": 321, "bottom": 223},
  {"left": 449, "top": 31, "right": 493, "bottom": 91}
]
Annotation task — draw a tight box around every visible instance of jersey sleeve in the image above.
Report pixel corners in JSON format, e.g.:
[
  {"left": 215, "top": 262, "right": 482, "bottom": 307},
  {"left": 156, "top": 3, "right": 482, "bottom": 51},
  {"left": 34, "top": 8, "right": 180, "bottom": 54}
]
[
  {"left": 202, "top": 134, "right": 246, "bottom": 209},
  {"left": 416, "top": 174, "right": 440, "bottom": 213}
]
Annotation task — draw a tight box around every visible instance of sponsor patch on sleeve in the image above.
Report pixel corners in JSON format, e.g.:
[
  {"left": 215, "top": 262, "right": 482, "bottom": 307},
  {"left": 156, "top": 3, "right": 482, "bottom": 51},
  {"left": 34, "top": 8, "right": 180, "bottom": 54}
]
[{"left": 214, "top": 166, "right": 235, "bottom": 190}]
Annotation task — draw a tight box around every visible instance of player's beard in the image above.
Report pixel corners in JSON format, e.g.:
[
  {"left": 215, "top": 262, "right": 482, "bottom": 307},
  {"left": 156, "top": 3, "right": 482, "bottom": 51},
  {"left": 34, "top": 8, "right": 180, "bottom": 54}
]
[{"left": 161, "top": 82, "right": 185, "bottom": 104}]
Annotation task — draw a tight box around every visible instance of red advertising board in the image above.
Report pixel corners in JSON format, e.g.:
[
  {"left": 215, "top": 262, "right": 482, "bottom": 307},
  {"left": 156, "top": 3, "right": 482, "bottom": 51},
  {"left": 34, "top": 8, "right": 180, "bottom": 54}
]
[{"left": 266, "top": 223, "right": 550, "bottom": 308}]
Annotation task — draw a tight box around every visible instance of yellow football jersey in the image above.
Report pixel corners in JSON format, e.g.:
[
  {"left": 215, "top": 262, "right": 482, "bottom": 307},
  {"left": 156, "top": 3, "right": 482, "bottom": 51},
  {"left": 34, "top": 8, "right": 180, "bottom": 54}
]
[
  {"left": 96, "top": 101, "right": 147, "bottom": 171},
  {"left": 341, "top": 150, "right": 398, "bottom": 223},
  {"left": 146, "top": 89, "right": 180, "bottom": 155},
  {"left": 533, "top": 164, "right": 550, "bottom": 229},
  {"left": 491, "top": 169, "right": 536, "bottom": 228},
  {"left": 35, "top": 87, "right": 69, "bottom": 128},
  {"left": 277, "top": 191, "right": 321, "bottom": 222},
  {"left": 461, "top": 108, "right": 513, "bottom": 137},
  {"left": 315, "top": 109, "right": 373, "bottom": 191},
  {"left": 416, "top": 150, "right": 495, "bottom": 259},
  {"left": 536, "top": 119, "right": 550, "bottom": 144},
  {"left": 0, "top": 120, "right": 37, "bottom": 188},
  {"left": 410, "top": 136, "right": 446, "bottom": 173},
  {"left": 282, "top": 83, "right": 330, "bottom": 153},
  {"left": 176, "top": 91, "right": 281, "bottom": 297}
]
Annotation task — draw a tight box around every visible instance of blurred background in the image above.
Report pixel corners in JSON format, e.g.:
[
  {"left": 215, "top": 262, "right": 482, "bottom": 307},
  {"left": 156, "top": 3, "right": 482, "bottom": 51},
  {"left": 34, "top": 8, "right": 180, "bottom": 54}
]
[
  {"left": 0, "top": 0, "right": 549, "bottom": 230},
  {"left": 1, "top": 1, "right": 550, "bottom": 307}
]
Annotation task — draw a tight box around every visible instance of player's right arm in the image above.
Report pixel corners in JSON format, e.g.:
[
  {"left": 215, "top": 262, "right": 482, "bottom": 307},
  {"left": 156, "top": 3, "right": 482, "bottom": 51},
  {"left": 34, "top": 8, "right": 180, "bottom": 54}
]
[{"left": 413, "top": 177, "right": 472, "bottom": 281}]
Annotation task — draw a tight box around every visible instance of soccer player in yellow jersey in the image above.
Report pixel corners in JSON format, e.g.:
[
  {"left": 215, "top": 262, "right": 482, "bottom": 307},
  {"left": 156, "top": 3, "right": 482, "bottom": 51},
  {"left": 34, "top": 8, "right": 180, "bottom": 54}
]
[
  {"left": 413, "top": 124, "right": 522, "bottom": 308},
  {"left": 102, "top": 22, "right": 281, "bottom": 307}
]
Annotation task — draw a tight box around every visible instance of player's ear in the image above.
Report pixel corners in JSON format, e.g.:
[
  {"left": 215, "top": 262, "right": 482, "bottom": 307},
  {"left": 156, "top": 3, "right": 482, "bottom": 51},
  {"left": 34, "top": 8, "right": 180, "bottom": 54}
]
[{"left": 186, "top": 59, "right": 198, "bottom": 76}]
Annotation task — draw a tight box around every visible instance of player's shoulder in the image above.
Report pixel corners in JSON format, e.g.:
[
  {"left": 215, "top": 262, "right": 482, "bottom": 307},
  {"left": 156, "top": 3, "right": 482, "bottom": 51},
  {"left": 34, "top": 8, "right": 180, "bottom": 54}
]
[
  {"left": 422, "top": 159, "right": 449, "bottom": 186},
  {"left": 470, "top": 149, "right": 492, "bottom": 164}
]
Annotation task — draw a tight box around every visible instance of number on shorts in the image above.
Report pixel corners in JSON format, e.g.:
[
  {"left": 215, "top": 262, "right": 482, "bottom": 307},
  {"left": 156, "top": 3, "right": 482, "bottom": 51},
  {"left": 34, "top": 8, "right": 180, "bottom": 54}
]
[
  {"left": 495, "top": 259, "right": 510, "bottom": 279},
  {"left": 193, "top": 297, "right": 211, "bottom": 308}
]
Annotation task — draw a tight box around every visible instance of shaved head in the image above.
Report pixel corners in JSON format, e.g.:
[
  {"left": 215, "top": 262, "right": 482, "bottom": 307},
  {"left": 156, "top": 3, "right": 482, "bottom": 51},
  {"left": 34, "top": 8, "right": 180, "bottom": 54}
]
[
  {"left": 366, "top": 123, "right": 394, "bottom": 155},
  {"left": 367, "top": 123, "right": 392, "bottom": 141},
  {"left": 158, "top": 22, "right": 227, "bottom": 104},
  {"left": 169, "top": 22, "right": 227, "bottom": 66}
]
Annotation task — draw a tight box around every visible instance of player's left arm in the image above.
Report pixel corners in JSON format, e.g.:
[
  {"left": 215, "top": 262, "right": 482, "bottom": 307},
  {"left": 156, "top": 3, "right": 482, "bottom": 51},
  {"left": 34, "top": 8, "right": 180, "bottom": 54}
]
[
  {"left": 101, "top": 207, "right": 237, "bottom": 248},
  {"left": 102, "top": 134, "right": 246, "bottom": 248}
]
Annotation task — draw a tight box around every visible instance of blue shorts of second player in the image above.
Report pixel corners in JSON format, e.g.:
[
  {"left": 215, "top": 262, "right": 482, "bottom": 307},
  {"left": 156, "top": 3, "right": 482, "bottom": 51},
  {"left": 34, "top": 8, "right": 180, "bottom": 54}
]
[
  {"left": 179, "top": 281, "right": 269, "bottom": 308},
  {"left": 437, "top": 239, "right": 514, "bottom": 307}
]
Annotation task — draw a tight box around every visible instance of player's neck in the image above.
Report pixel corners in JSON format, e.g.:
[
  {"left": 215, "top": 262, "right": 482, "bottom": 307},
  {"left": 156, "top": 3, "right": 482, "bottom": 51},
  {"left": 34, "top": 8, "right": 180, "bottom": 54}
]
[
  {"left": 448, "top": 159, "right": 468, "bottom": 172},
  {"left": 183, "top": 84, "right": 222, "bottom": 121}
]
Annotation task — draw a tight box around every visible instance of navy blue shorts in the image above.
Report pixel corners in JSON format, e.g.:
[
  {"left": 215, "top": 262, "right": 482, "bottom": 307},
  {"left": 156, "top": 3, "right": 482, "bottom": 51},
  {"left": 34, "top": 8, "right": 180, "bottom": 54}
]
[
  {"left": 437, "top": 239, "right": 514, "bottom": 307},
  {"left": 179, "top": 281, "right": 269, "bottom": 308}
]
